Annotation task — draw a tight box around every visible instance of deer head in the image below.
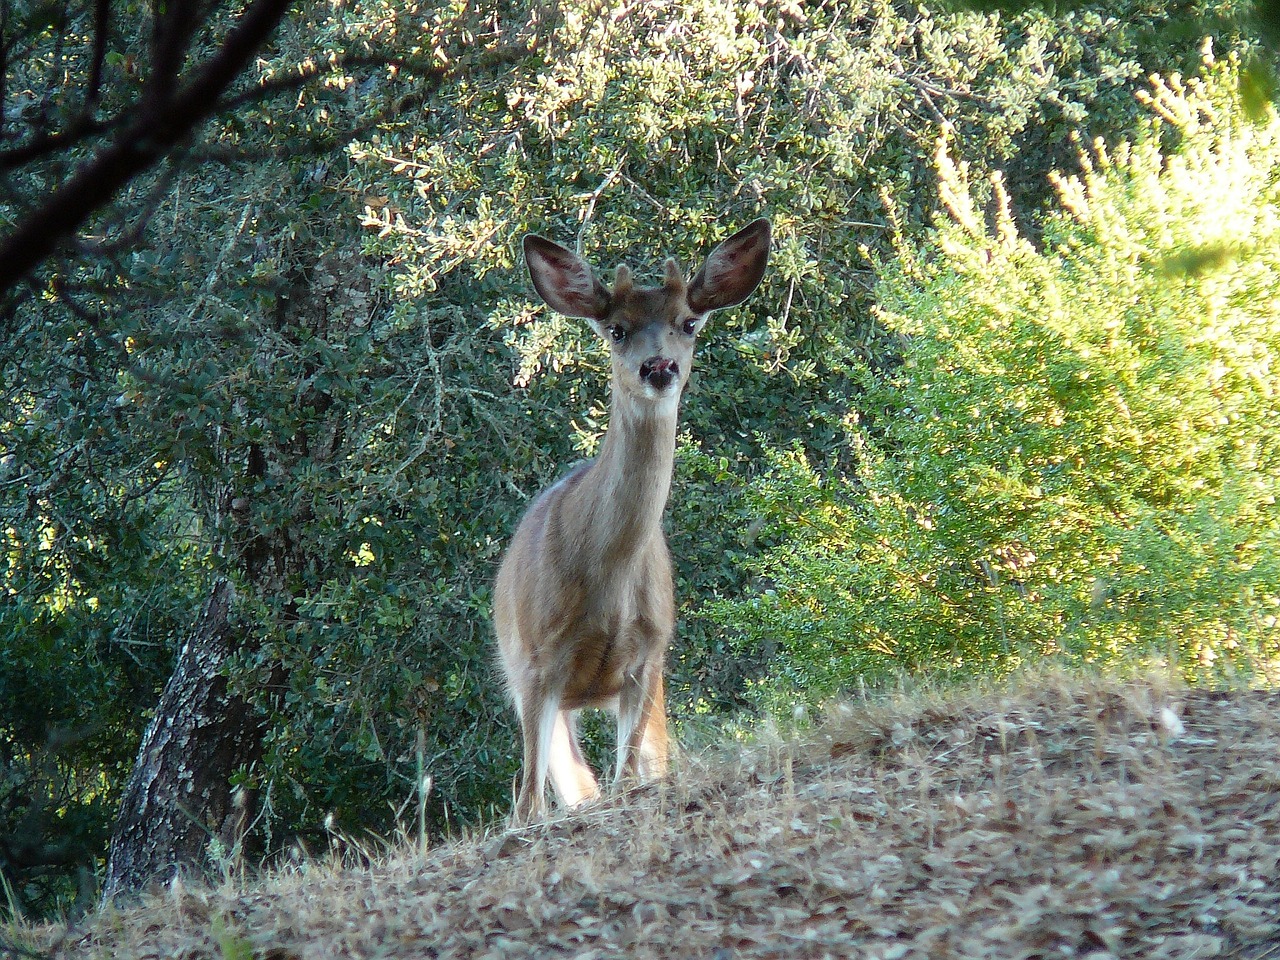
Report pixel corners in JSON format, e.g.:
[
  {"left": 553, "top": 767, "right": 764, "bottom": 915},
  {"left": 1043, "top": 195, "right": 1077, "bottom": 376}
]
[{"left": 522, "top": 219, "right": 772, "bottom": 409}]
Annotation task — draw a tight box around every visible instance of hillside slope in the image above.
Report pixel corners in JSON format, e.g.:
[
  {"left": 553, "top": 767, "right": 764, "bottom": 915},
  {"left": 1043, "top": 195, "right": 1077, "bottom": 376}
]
[{"left": 32, "top": 675, "right": 1280, "bottom": 959}]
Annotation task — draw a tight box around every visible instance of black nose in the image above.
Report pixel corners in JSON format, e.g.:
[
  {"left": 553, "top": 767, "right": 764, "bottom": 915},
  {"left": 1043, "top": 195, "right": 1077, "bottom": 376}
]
[{"left": 640, "top": 356, "right": 679, "bottom": 390}]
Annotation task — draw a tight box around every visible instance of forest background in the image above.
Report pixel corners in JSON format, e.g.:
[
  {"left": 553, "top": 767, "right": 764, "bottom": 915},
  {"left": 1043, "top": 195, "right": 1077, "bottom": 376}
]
[{"left": 2, "top": 0, "right": 1278, "bottom": 920}]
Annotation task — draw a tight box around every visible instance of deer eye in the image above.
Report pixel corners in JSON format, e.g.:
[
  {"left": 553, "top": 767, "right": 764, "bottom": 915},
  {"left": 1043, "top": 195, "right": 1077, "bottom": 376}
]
[
  {"left": 609, "top": 325, "right": 627, "bottom": 342},
  {"left": 681, "top": 318, "right": 698, "bottom": 336}
]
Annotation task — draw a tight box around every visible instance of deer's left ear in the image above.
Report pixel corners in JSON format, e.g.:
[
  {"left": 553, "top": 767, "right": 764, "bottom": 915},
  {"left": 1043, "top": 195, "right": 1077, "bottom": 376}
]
[{"left": 686, "top": 218, "right": 771, "bottom": 315}]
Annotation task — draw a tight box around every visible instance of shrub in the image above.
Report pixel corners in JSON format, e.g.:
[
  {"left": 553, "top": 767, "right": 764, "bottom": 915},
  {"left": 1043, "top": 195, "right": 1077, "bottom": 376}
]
[{"left": 716, "top": 50, "right": 1280, "bottom": 707}]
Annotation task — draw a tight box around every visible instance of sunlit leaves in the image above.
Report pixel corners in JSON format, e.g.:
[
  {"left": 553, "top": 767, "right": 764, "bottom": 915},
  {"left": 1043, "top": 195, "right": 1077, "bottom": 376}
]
[{"left": 718, "top": 54, "right": 1280, "bottom": 706}]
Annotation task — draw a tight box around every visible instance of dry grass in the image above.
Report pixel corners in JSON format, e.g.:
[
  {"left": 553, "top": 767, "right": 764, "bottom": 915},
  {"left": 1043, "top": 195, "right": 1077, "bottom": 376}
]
[{"left": 21, "top": 672, "right": 1280, "bottom": 959}]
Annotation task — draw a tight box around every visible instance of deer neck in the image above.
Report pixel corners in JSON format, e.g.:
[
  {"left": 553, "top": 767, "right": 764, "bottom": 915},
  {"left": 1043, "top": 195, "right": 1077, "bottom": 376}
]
[{"left": 570, "top": 389, "right": 680, "bottom": 576}]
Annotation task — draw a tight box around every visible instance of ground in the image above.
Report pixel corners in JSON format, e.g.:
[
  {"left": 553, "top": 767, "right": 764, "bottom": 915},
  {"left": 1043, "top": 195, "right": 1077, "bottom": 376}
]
[{"left": 21, "top": 673, "right": 1280, "bottom": 959}]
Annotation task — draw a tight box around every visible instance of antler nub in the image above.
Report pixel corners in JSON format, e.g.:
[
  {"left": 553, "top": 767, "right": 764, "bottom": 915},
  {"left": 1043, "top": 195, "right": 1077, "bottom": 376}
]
[
  {"left": 614, "top": 263, "right": 634, "bottom": 296},
  {"left": 663, "top": 258, "right": 684, "bottom": 290}
]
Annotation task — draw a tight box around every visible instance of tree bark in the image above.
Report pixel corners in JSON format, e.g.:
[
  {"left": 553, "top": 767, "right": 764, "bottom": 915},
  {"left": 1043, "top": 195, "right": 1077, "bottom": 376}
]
[{"left": 101, "top": 578, "right": 264, "bottom": 901}]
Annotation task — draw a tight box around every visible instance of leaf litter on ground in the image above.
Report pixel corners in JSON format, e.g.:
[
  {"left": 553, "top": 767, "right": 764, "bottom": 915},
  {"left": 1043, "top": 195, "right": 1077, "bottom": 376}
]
[{"left": 25, "top": 671, "right": 1280, "bottom": 959}]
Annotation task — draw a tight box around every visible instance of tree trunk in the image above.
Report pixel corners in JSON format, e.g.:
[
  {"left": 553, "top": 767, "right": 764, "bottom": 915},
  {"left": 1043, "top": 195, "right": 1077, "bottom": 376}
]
[
  {"left": 101, "top": 578, "right": 265, "bottom": 902},
  {"left": 99, "top": 254, "right": 359, "bottom": 903}
]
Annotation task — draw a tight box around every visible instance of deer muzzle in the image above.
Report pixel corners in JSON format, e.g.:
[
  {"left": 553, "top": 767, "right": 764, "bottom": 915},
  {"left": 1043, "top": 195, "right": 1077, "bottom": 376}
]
[{"left": 640, "top": 357, "right": 679, "bottom": 391}]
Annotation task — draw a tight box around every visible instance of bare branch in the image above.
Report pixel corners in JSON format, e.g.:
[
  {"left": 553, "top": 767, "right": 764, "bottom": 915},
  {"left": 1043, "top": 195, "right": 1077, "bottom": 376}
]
[
  {"left": 0, "top": 2, "right": 9, "bottom": 144},
  {"left": 0, "top": 115, "right": 122, "bottom": 169},
  {"left": 206, "top": 47, "right": 481, "bottom": 118},
  {"left": 0, "top": 0, "right": 294, "bottom": 299},
  {"left": 35, "top": 0, "right": 74, "bottom": 138},
  {"left": 81, "top": 153, "right": 186, "bottom": 256},
  {"left": 148, "top": 0, "right": 200, "bottom": 103},
  {"left": 84, "top": 0, "right": 111, "bottom": 110}
]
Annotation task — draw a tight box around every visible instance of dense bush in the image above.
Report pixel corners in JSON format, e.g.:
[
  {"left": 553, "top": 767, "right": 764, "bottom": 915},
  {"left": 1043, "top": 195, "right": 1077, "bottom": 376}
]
[{"left": 714, "top": 50, "right": 1280, "bottom": 706}]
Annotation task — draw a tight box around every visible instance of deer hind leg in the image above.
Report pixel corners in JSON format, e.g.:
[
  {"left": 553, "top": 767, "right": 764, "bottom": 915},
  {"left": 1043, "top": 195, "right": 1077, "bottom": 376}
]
[
  {"left": 615, "top": 659, "right": 670, "bottom": 785},
  {"left": 636, "top": 671, "right": 669, "bottom": 780},
  {"left": 547, "top": 709, "right": 600, "bottom": 808}
]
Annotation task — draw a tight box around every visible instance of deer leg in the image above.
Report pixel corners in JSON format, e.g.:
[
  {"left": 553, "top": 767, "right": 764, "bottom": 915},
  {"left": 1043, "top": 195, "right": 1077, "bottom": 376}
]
[
  {"left": 513, "top": 684, "right": 559, "bottom": 823},
  {"left": 547, "top": 709, "right": 600, "bottom": 808},
  {"left": 636, "top": 671, "right": 669, "bottom": 781},
  {"left": 615, "top": 658, "right": 669, "bottom": 784}
]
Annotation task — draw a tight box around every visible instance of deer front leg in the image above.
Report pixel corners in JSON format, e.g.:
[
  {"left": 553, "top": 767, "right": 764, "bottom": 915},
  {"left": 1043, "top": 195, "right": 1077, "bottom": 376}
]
[
  {"left": 615, "top": 658, "right": 669, "bottom": 785},
  {"left": 513, "top": 684, "right": 560, "bottom": 823}
]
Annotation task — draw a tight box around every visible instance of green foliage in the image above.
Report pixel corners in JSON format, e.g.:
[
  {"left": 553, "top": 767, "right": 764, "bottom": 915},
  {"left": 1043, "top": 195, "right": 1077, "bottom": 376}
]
[
  {"left": 715, "top": 52, "right": 1280, "bottom": 707},
  {"left": 1, "top": 0, "right": 451, "bottom": 916},
  {"left": 0, "top": 281, "right": 211, "bottom": 916}
]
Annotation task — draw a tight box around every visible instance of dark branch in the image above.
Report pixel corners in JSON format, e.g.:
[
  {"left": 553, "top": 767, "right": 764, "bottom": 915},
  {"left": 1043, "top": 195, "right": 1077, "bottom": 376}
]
[
  {"left": 149, "top": 0, "right": 200, "bottom": 103},
  {"left": 0, "top": 0, "right": 294, "bottom": 299},
  {"left": 0, "top": 51, "right": 446, "bottom": 165},
  {"left": 0, "top": 2, "right": 9, "bottom": 144},
  {"left": 79, "top": 153, "right": 186, "bottom": 256},
  {"left": 211, "top": 51, "right": 447, "bottom": 115},
  {"left": 84, "top": 0, "right": 111, "bottom": 110},
  {"left": 0, "top": 115, "right": 122, "bottom": 170}
]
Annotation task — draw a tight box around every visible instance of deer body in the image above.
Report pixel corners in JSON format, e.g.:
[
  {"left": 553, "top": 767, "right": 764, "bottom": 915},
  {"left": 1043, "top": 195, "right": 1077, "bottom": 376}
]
[{"left": 495, "top": 219, "right": 771, "bottom": 822}]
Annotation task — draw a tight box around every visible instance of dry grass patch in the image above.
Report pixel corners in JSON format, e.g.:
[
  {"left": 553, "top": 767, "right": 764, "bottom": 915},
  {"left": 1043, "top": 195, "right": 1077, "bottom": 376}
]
[{"left": 23, "top": 672, "right": 1280, "bottom": 959}]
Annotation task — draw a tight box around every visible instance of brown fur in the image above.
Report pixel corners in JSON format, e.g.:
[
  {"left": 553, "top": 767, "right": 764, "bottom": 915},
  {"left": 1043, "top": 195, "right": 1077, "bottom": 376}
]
[{"left": 495, "top": 220, "right": 771, "bottom": 822}]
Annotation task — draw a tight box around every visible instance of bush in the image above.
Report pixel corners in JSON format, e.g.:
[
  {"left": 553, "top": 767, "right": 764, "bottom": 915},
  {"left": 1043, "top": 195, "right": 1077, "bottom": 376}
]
[{"left": 716, "top": 50, "right": 1280, "bottom": 707}]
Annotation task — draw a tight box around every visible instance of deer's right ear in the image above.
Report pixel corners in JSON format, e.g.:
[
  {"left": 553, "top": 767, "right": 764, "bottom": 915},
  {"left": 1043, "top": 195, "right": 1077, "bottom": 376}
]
[{"left": 524, "top": 235, "right": 611, "bottom": 322}]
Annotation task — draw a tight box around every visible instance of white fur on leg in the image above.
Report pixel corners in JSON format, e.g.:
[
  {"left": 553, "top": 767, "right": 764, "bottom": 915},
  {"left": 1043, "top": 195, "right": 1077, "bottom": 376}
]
[
  {"left": 548, "top": 710, "right": 600, "bottom": 807},
  {"left": 614, "top": 681, "right": 643, "bottom": 783},
  {"left": 530, "top": 694, "right": 561, "bottom": 812}
]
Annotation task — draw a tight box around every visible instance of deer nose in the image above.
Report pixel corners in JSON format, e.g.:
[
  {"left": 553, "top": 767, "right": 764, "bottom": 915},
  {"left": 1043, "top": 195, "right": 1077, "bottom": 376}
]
[{"left": 640, "top": 356, "right": 679, "bottom": 390}]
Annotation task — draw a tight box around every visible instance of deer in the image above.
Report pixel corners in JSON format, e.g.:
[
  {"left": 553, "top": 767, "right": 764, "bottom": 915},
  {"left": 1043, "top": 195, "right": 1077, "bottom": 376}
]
[{"left": 494, "top": 218, "right": 772, "bottom": 823}]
